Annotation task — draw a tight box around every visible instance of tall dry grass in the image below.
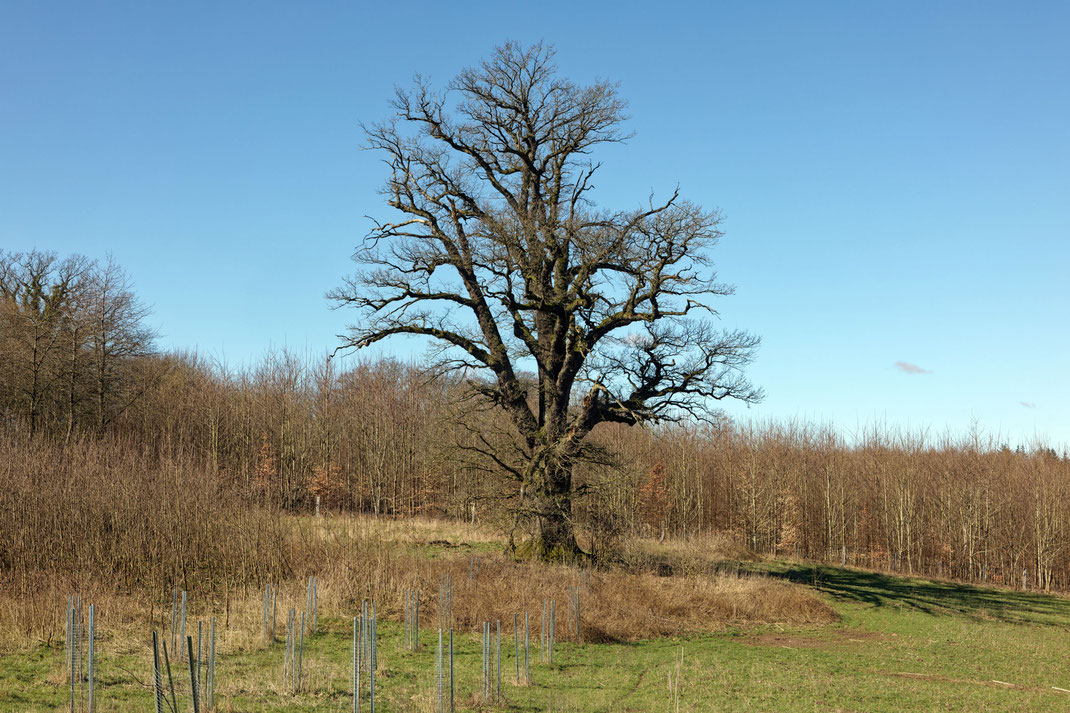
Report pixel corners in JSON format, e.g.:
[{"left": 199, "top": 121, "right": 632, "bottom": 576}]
[
  {"left": 0, "top": 431, "right": 295, "bottom": 646},
  {"left": 0, "top": 431, "right": 295, "bottom": 590},
  {"left": 0, "top": 507, "right": 835, "bottom": 652},
  {"left": 274, "top": 516, "right": 835, "bottom": 642}
]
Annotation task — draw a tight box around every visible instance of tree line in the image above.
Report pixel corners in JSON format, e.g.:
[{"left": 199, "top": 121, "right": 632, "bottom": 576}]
[
  {"left": 0, "top": 249, "right": 154, "bottom": 438},
  {"left": 585, "top": 422, "right": 1070, "bottom": 591},
  {"left": 2, "top": 249, "right": 1069, "bottom": 592}
]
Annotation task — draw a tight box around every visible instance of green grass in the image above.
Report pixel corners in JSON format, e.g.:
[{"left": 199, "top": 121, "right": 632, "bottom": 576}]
[{"left": 5, "top": 564, "right": 1070, "bottom": 711}]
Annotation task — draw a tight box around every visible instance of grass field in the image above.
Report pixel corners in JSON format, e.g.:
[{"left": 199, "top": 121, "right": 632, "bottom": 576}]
[{"left": 3, "top": 520, "right": 1070, "bottom": 712}]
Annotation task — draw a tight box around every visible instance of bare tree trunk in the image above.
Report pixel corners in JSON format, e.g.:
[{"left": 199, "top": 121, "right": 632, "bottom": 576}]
[{"left": 520, "top": 461, "right": 582, "bottom": 561}]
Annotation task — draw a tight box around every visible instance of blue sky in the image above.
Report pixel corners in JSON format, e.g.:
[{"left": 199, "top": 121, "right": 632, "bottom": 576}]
[{"left": 2, "top": 1, "right": 1067, "bottom": 447}]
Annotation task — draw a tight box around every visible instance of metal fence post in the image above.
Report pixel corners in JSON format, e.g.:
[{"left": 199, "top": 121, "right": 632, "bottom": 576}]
[
  {"left": 263, "top": 584, "right": 270, "bottom": 642},
  {"left": 209, "top": 617, "right": 216, "bottom": 709},
  {"left": 437, "top": 628, "right": 444, "bottom": 713},
  {"left": 370, "top": 603, "right": 376, "bottom": 713},
  {"left": 87, "top": 604, "right": 95, "bottom": 713},
  {"left": 179, "top": 591, "right": 187, "bottom": 661},
  {"left": 270, "top": 584, "right": 277, "bottom": 642},
  {"left": 162, "top": 638, "right": 178, "bottom": 713},
  {"left": 298, "top": 611, "right": 305, "bottom": 691},
  {"left": 550, "top": 599, "right": 555, "bottom": 664},
  {"left": 68, "top": 600, "right": 76, "bottom": 712},
  {"left": 187, "top": 636, "right": 200, "bottom": 713},
  {"left": 170, "top": 590, "right": 177, "bottom": 654},
  {"left": 196, "top": 620, "right": 203, "bottom": 700},
  {"left": 152, "top": 631, "right": 164, "bottom": 713},
  {"left": 357, "top": 612, "right": 365, "bottom": 710}
]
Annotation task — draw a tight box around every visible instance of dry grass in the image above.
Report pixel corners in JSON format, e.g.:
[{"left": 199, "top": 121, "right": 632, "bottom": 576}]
[
  {"left": 0, "top": 513, "right": 834, "bottom": 654},
  {"left": 324, "top": 514, "right": 506, "bottom": 547},
  {"left": 394, "top": 556, "right": 836, "bottom": 643},
  {"left": 613, "top": 530, "right": 756, "bottom": 576},
  {"left": 281, "top": 514, "right": 836, "bottom": 640}
]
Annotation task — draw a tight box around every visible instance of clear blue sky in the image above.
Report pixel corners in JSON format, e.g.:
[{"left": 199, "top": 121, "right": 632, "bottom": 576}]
[{"left": 2, "top": 1, "right": 1067, "bottom": 447}]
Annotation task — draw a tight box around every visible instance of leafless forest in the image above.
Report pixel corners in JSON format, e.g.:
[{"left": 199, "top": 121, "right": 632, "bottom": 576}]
[{"left": 2, "top": 249, "right": 1070, "bottom": 616}]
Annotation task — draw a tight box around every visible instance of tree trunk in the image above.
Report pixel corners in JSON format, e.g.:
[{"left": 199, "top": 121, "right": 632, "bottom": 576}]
[{"left": 518, "top": 460, "right": 584, "bottom": 562}]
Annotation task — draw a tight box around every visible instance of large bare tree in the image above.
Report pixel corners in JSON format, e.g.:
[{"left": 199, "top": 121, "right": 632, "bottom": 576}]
[{"left": 332, "top": 43, "right": 762, "bottom": 559}]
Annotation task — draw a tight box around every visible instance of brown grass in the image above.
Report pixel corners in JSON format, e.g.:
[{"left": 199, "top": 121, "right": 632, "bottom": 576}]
[
  {"left": 0, "top": 512, "right": 834, "bottom": 652},
  {"left": 612, "top": 531, "right": 756, "bottom": 576}
]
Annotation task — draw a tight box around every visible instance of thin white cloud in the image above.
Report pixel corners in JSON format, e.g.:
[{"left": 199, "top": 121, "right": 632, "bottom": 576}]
[
  {"left": 894, "top": 361, "right": 932, "bottom": 375},
  {"left": 1020, "top": 401, "right": 1037, "bottom": 409}
]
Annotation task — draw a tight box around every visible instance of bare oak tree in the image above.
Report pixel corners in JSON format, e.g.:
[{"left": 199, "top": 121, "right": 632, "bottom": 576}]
[{"left": 332, "top": 43, "right": 762, "bottom": 559}]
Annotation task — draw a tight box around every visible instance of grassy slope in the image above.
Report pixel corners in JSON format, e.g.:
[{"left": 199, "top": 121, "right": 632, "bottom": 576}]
[{"left": 5, "top": 557, "right": 1070, "bottom": 711}]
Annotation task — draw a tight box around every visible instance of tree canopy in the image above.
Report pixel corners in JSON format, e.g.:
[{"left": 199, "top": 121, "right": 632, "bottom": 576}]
[{"left": 332, "top": 42, "right": 762, "bottom": 559}]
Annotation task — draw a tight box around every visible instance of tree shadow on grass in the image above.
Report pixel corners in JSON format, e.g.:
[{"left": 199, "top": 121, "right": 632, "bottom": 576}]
[{"left": 753, "top": 563, "right": 1070, "bottom": 628}]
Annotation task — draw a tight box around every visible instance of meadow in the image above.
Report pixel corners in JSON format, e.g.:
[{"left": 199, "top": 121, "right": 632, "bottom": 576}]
[
  {"left": 4, "top": 28, "right": 1067, "bottom": 713},
  {"left": 4, "top": 514, "right": 1070, "bottom": 712}
]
